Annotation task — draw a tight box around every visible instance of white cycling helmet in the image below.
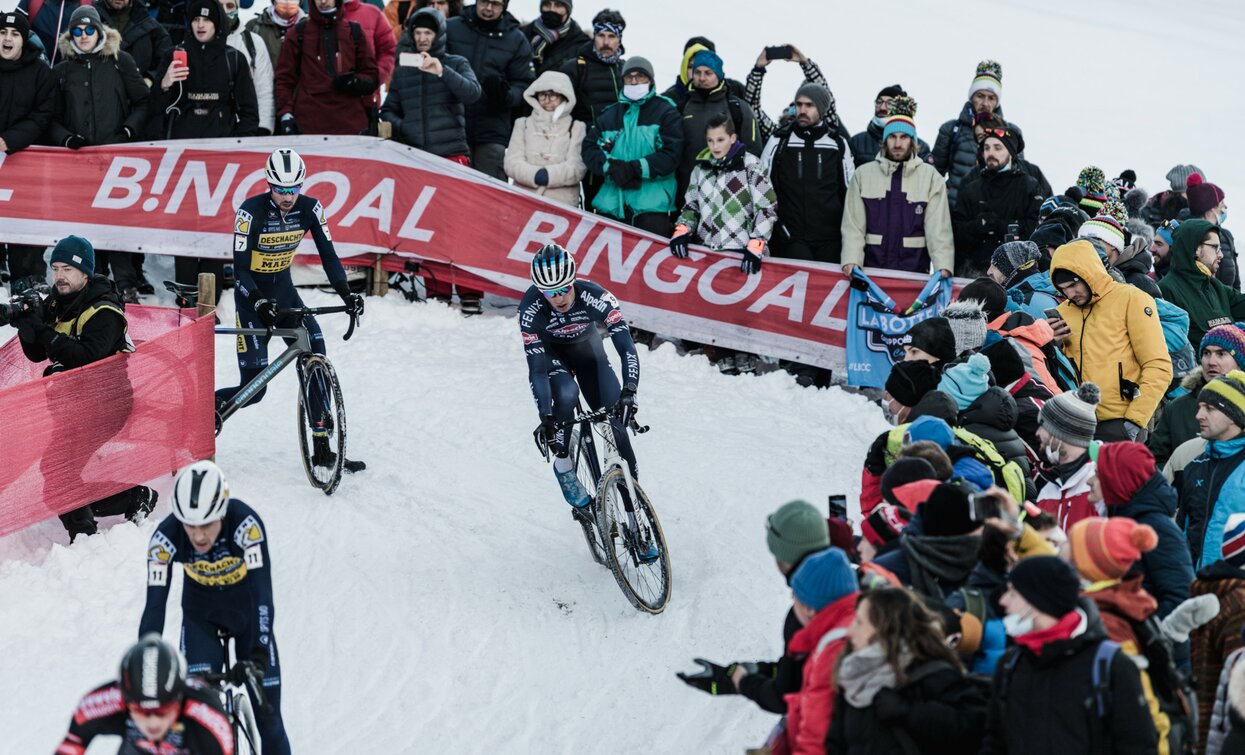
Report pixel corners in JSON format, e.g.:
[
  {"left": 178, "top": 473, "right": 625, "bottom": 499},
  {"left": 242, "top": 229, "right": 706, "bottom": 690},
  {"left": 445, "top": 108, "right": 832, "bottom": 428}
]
[
  {"left": 530, "top": 243, "right": 577, "bottom": 291},
  {"left": 172, "top": 460, "right": 230, "bottom": 525},
  {"left": 265, "top": 148, "right": 306, "bottom": 188}
]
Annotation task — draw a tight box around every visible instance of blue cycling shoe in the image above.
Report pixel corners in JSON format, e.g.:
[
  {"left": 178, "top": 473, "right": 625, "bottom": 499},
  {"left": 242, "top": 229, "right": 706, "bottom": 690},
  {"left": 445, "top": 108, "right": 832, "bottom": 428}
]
[{"left": 555, "top": 469, "right": 591, "bottom": 509}]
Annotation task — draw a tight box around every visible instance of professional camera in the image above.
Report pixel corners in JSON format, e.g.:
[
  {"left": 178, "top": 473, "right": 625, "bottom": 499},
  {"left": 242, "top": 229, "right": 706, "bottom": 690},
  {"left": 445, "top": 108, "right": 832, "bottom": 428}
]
[{"left": 0, "top": 286, "right": 48, "bottom": 326}]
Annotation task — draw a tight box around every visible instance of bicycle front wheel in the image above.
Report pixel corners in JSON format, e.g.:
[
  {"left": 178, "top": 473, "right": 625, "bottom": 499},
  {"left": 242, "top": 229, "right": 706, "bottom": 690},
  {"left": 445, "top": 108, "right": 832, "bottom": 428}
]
[
  {"left": 232, "top": 689, "right": 261, "bottom": 755},
  {"left": 297, "top": 354, "right": 347, "bottom": 495},
  {"left": 596, "top": 468, "right": 671, "bottom": 613},
  {"left": 569, "top": 421, "right": 606, "bottom": 566}
]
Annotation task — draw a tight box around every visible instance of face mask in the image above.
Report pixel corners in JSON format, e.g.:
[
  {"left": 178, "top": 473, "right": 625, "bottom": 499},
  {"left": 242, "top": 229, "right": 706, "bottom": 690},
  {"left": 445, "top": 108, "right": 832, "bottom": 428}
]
[
  {"left": 1043, "top": 438, "right": 1062, "bottom": 465},
  {"left": 622, "top": 83, "right": 649, "bottom": 102},
  {"left": 227, "top": 8, "right": 239, "bottom": 30},
  {"left": 871, "top": 116, "right": 885, "bottom": 129},
  {"left": 539, "top": 9, "right": 564, "bottom": 27},
  {"left": 1219, "top": 210, "right": 1228, "bottom": 225},
  {"left": 1002, "top": 610, "right": 1035, "bottom": 638}
]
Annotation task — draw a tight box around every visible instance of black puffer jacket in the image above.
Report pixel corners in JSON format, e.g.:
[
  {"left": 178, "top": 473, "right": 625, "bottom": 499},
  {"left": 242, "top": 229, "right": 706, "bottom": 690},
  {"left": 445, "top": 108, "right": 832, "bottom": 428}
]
[
  {"left": 151, "top": 0, "right": 258, "bottom": 139},
  {"left": 18, "top": 275, "right": 132, "bottom": 375},
  {"left": 520, "top": 17, "right": 587, "bottom": 75},
  {"left": 959, "top": 386, "right": 1032, "bottom": 479},
  {"left": 952, "top": 165, "right": 1044, "bottom": 270},
  {"left": 848, "top": 119, "right": 931, "bottom": 167},
  {"left": 50, "top": 27, "right": 150, "bottom": 146},
  {"left": 0, "top": 37, "right": 56, "bottom": 153},
  {"left": 445, "top": 5, "right": 533, "bottom": 146},
  {"left": 931, "top": 101, "right": 1025, "bottom": 207},
  {"left": 1114, "top": 245, "right": 1163, "bottom": 298},
  {"left": 95, "top": 0, "right": 172, "bottom": 82},
  {"left": 382, "top": 8, "right": 480, "bottom": 157},
  {"left": 556, "top": 41, "right": 621, "bottom": 127}
]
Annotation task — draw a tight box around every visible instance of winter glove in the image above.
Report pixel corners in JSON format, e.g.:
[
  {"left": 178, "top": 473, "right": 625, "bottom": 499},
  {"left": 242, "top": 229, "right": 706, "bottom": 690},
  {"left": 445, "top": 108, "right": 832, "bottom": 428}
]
[
  {"left": 741, "top": 239, "right": 765, "bottom": 275},
  {"left": 1123, "top": 420, "right": 1142, "bottom": 441},
  {"left": 63, "top": 134, "right": 87, "bottom": 150},
  {"left": 15, "top": 314, "right": 42, "bottom": 343},
  {"left": 256, "top": 126, "right": 272, "bottom": 137},
  {"left": 279, "top": 114, "right": 300, "bottom": 136},
  {"left": 252, "top": 297, "right": 280, "bottom": 327},
  {"left": 669, "top": 224, "right": 691, "bottom": 259},
  {"left": 615, "top": 385, "right": 637, "bottom": 424},
  {"left": 1160, "top": 594, "right": 1221, "bottom": 643},
  {"left": 482, "top": 75, "right": 509, "bottom": 112},
  {"left": 534, "top": 168, "right": 549, "bottom": 187},
  {"left": 533, "top": 413, "right": 557, "bottom": 451},
  {"left": 607, "top": 160, "right": 641, "bottom": 190},
  {"left": 977, "top": 212, "right": 1006, "bottom": 238},
  {"left": 872, "top": 688, "right": 910, "bottom": 725},
  {"left": 114, "top": 125, "right": 134, "bottom": 143},
  {"left": 676, "top": 658, "right": 740, "bottom": 696},
  {"left": 332, "top": 74, "right": 378, "bottom": 96},
  {"left": 849, "top": 273, "right": 870, "bottom": 291}
]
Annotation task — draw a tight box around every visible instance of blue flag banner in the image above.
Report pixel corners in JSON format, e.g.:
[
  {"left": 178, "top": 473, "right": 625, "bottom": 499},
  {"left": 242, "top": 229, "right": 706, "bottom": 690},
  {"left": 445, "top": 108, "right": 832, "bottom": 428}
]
[{"left": 846, "top": 270, "right": 953, "bottom": 388}]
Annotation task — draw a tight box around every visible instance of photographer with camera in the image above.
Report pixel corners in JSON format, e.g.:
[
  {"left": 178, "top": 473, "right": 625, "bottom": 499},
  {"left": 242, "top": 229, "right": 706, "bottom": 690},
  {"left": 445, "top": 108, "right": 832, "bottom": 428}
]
[{"left": 7, "top": 235, "right": 155, "bottom": 540}]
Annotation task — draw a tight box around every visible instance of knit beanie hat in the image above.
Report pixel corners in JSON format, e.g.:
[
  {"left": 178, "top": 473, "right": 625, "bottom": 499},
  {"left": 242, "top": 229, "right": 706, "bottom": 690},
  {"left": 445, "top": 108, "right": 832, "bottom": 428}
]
[
  {"left": 942, "top": 300, "right": 988, "bottom": 356},
  {"left": 1076, "top": 166, "right": 1109, "bottom": 215},
  {"left": 909, "top": 390, "right": 959, "bottom": 424},
  {"left": 882, "top": 96, "right": 917, "bottom": 141},
  {"left": 881, "top": 457, "right": 939, "bottom": 506},
  {"left": 0, "top": 8, "right": 30, "bottom": 39},
  {"left": 1094, "top": 442, "right": 1156, "bottom": 506},
  {"left": 621, "top": 56, "right": 654, "bottom": 81},
  {"left": 766, "top": 500, "right": 830, "bottom": 566},
  {"left": 1039, "top": 382, "right": 1100, "bottom": 447},
  {"left": 411, "top": 7, "right": 441, "bottom": 31},
  {"left": 952, "top": 456, "right": 995, "bottom": 493},
  {"left": 1079, "top": 214, "right": 1127, "bottom": 251},
  {"left": 1008, "top": 555, "right": 1081, "bottom": 618},
  {"left": 1155, "top": 219, "right": 1181, "bottom": 247},
  {"left": 1223, "top": 513, "right": 1245, "bottom": 568},
  {"left": 50, "top": 235, "right": 95, "bottom": 276},
  {"left": 939, "top": 353, "right": 993, "bottom": 410},
  {"left": 958, "top": 278, "right": 1008, "bottom": 321},
  {"left": 1198, "top": 370, "right": 1245, "bottom": 430},
  {"left": 1188, "top": 177, "right": 1226, "bottom": 217},
  {"left": 69, "top": 5, "right": 103, "bottom": 31},
  {"left": 791, "top": 547, "right": 857, "bottom": 611},
  {"left": 903, "top": 317, "right": 957, "bottom": 363},
  {"left": 795, "top": 83, "right": 832, "bottom": 120},
  {"left": 1069, "top": 516, "right": 1158, "bottom": 582},
  {"left": 861, "top": 504, "right": 913, "bottom": 547},
  {"left": 921, "top": 482, "right": 978, "bottom": 537},
  {"left": 968, "top": 59, "right": 1002, "bottom": 101},
  {"left": 1030, "top": 222, "right": 1071, "bottom": 250},
  {"left": 981, "top": 339, "right": 1026, "bottom": 387},
  {"left": 906, "top": 415, "right": 955, "bottom": 450},
  {"left": 990, "top": 240, "right": 1041, "bottom": 280},
  {"left": 877, "top": 84, "right": 906, "bottom": 100},
  {"left": 1167, "top": 164, "right": 1203, "bottom": 192},
  {"left": 885, "top": 359, "right": 939, "bottom": 408},
  {"left": 690, "top": 49, "right": 725, "bottom": 83},
  {"left": 1201, "top": 324, "right": 1245, "bottom": 367}
]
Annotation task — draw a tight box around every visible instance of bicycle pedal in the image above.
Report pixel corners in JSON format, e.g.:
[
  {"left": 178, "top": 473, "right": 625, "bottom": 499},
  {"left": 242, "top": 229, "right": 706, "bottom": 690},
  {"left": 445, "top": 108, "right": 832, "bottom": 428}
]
[{"left": 344, "top": 459, "right": 367, "bottom": 473}]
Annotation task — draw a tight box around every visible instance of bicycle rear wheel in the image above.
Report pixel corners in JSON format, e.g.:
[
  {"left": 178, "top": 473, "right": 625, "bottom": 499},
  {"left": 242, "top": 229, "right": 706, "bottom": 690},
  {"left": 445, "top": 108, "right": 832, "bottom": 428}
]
[
  {"left": 596, "top": 468, "right": 671, "bottom": 613},
  {"left": 297, "top": 354, "right": 346, "bottom": 495},
  {"left": 568, "top": 421, "right": 606, "bottom": 566}
]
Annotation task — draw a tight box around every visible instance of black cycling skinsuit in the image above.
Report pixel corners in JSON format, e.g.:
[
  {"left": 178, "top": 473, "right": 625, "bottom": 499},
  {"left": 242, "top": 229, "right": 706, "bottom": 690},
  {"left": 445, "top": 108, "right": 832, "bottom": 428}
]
[
  {"left": 57, "top": 680, "right": 232, "bottom": 755},
  {"left": 519, "top": 279, "right": 640, "bottom": 477},
  {"left": 216, "top": 191, "right": 348, "bottom": 413}
]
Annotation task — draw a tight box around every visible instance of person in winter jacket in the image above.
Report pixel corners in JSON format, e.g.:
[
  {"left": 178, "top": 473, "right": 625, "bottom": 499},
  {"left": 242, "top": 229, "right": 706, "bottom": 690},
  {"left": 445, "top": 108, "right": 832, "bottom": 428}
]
[
  {"left": 932, "top": 60, "right": 1027, "bottom": 208},
  {"left": 1151, "top": 323, "right": 1245, "bottom": 466},
  {"left": 1034, "top": 383, "right": 1101, "bottom": 530},
  {"left": 779, "top": 547, "right": 858, "bottom": 755},
  {"left": 1178, "top": 371, "right": 1245, "bottom": 569},
  {"left": 1186, "top": 174, "right": 1240, "bottom": 289},
  {"left": 555, "top": 8, "right": 622, "bottom": 207},
  {"left": 385, "top": 0, "right": 458, "bottom": 43},
  {"left": 1115, "top": 222, "right": 1163, "bottom": 299},
  {"left": 341, "top": 0, "right": 394, "bottom": 94},
  {"left": 951, "top": 124, "right": 1043, "bottom": 277},
  {"left": 980, "top": 336, "right": 1053, "bottom": 452},
  {"left": 1160, "top": 219, "right": 1245, "bottom": 349},
  {"left": 244, "top": 0, "right": 304, "bottom": 73},
  {"left": 987, "top": 239, "right": 1061, "bottom": 320},
  {"left": 981, "top": 556, "right": 1158, "bottom": 754},
  {"left": 871, "top": 482, "right": 983, "bottom": 601},
  {"left": 446, "top": 1, "right": 533, "bottom": 180},
  {"left": 152, "top": 0, "right": 259, "bottom": 139},
  {"left": 745, "top": 44, "right": 836, "bottom": 143},
  {"left": 1193, "top": 515, "right": 1245, "bottom": 748},
  {"left": 941, "top": 353, "right": 1033, "bottom": 478},
  {"left": 17, "top": 0, "right": 80, "bottom": 64},
  {"left": 0, "top": 9, "right": 56, "bottom": 289},
  {"left": 504, "top": 70, "right": 584, "bottom": 206},
  {"left": 275, "top": 0, "right": 377, "bottom": 135},
  {"left": 761, "top": 82, "right": 854, "bottom": 263},
  {"left": 95, "top": 0, "right": 171, "bottom": 84},
  {"left": 383, "top": 6, "right": 480, "bottom": 159},
  {"left": 1050, "top": 240, "right": 1173, "bottom": 440},
  {"left": 581, "top": 56, "right": 681, "bottom": 236},
  {"left": 1140, "top": 164, "right": 1201, "bottom": 228},
  {"left": 521, "top": 0, "right": 585, "bottom": 75},
  {"left": 840, "top": 96, "right": 953, "bottom": 277},
  {"left": 848, "top": 83, "right": 931, "bottom": 168},
  {"left": 988, "top": 306, "right": 1072, "bottom": 396},
  {"left": 216, "top": 0, "right": 273, "bottom": 134},
  {"left": 826, "top": 587, "right": 987, "bottom": 755},
  {"left": 1221, "top": 652, "right": 1245, "bottom": 755},
  {"left": 670, "top": 113, "right": 776, "bottom": 273},
  {"left": 673, "top": 47, "right": 760, "bottom": 200},
  {"left": 858, "top": 503, "right": 912, "bottom": 563},
  {"left": 659, "top": 35, "right": 745, "bottom": 113}
]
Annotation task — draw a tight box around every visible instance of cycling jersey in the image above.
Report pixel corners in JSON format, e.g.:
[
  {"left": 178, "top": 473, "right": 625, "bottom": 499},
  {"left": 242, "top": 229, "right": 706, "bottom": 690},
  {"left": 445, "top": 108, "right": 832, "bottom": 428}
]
[
  {"left": 232, "top": 192, "right": 347, "bottom": 301},
  {"left": 139, "top": 501, "right": 290, "bottom": 755},
  {"left": 57, "top": 681, "right": 232, "bottom": 755}
]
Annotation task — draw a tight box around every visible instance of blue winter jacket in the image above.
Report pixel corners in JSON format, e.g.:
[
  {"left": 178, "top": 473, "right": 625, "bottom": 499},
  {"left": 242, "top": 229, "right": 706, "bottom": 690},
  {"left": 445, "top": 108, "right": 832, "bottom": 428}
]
[
  {"left": 1005, "top": 271, "right": 1059, "bottom": 322},
  {"left": 1179, "top": 435, "right": 1245, "bottom": 570}
]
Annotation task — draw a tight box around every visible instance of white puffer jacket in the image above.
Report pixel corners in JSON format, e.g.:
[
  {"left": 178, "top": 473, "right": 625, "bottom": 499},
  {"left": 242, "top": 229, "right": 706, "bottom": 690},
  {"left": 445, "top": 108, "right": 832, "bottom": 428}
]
[{"left": 504, "top": 70, "right": 587, "bottom": 207}]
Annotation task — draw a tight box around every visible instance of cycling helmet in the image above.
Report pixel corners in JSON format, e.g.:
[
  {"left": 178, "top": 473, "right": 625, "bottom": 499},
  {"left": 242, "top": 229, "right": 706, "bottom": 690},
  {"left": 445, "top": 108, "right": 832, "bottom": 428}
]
[
  {"left": 120, "top": 634, "right": 186, "bottom": 709},
  {"left": 265, "top": 148, "right": 305, "bottom": 188},
  {"left": 172, "top": 460, "right": 229, "bottom": 526},
  {"left": 530, "top": 243, "right": 576, "bottom": 291}
]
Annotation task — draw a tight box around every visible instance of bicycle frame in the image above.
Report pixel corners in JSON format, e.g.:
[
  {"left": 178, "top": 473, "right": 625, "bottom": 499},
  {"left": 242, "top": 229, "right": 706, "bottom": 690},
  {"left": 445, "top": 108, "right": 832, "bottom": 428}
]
[{"left": 212, "top": 325, "right": 313, "bottom": 428}]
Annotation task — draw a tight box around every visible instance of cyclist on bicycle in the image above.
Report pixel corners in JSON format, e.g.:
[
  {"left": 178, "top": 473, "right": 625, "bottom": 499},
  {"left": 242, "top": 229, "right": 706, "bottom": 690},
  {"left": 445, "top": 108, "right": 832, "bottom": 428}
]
[
  {"left": 139, "top": 460, "right": 291, "bottom": 755},
  {"left": 217, "top": 147, "right": 364, "bottom": 467},
  {"left": 57, "top": 634, "right": 233, "bottom": 755}
]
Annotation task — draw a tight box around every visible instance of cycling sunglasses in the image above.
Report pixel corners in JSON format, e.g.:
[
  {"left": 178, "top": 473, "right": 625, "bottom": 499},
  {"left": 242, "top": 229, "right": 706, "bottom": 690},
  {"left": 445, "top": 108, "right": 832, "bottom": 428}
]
[
  {"left": 269, "top": 184, "right": 301, "bottom": 195},
  {"left": 71, "top": 25, "right": 98, "bottom": 37},
  {"left": 128, "top": 700, "right": 180, "bottom": 718},
  {"left": 541, "top": 285, "right": 572, "bottom": 299}
]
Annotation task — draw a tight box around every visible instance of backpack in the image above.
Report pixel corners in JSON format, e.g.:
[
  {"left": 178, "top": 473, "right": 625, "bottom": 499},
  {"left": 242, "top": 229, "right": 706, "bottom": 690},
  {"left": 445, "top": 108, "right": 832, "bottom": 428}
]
[{"left": 999, "top": 639, "right": 1121, "bottom": 747}]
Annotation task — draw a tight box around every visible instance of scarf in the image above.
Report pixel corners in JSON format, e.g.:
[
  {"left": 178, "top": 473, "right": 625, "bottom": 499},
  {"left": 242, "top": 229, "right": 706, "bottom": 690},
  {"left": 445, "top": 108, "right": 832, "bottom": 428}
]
[
  {"left": 1013, "top": 609, "right": 1081, "bottom": 655},
  {"left": 529, "top": 17, "right": 572, "bottom": 63},
  {"left": 899, "top": 533, "right": 981, "bottom": 600},
  {"left": 837, "top": 642, "right": 909, "bottom": 707}
]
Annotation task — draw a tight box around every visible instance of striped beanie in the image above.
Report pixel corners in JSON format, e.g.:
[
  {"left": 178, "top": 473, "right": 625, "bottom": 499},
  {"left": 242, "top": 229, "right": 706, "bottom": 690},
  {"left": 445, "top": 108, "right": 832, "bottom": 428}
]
[
  {"left": 1223, "top": 513, "right": 1245, "bottom": 567},
  {"left": 1198, "top": 370, "right": 1245, "bottom": 430},
  {"left": 1077, "top": 166, "right": 1109, "bottom": 215},
  {"left": 1069, "top": 516, "right": 1158, "bottom": 582},
  {"left": 968, "top": 59, "right": 1002, "bottom": 101},
  {"left": 882, "top": 96, "right": 917, "bottom": 141},
  {"left": 1079, "top": 214, "right": 1126, "bottom": 251},
  {"left": 1201, "top": 323, "right": 1245, "bottom": 365},
  {"left": 1039, "top": 382, "right": 1100, "bottom": 447}
]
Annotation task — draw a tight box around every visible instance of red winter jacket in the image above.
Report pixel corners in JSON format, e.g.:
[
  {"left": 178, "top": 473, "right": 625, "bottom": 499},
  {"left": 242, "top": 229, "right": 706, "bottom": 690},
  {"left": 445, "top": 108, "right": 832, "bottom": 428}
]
[
  {"left": 1035, "top": 456, "right": 1099, "bottom": 531},
  {"left": 274, "top": 0, "right": 378, "bottom": 134},
  {"left": 781, "top": 592, "right": 856, "bottom": 755},
  {"left": 341, "top": 0, "right": 395, "bottom": 92}
]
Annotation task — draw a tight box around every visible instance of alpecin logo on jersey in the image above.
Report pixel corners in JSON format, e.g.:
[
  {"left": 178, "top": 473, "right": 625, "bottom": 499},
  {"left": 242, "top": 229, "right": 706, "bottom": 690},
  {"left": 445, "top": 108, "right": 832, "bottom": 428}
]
[
  {"left": 522, "top": 331, "right": 540, "bottom": 345},
  {"left": 605, "top": 309, "right": 623, "bottom": 326},
  {"left": 548, "top": 323, "right": 590, "bottom": 338}
]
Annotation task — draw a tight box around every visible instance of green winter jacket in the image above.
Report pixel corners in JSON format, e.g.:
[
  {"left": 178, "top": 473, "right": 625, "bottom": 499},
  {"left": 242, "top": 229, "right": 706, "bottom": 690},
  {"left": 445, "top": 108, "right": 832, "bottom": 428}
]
[
  {"left": 1159, "top": 219, "right": 1245, "bottom": 348},
  {"left": 582, "top": 87, "right": 683, "bottom": 219},
  {"left": 1149, "top": 368, "right": 1209, "bottom": 467}
]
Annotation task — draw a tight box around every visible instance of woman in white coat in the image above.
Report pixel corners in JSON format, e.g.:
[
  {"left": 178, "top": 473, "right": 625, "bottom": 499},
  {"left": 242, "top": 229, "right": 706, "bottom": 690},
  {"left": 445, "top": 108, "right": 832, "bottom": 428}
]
[{"left": 505, "top": 70, "right": 586, "bottom": 207}]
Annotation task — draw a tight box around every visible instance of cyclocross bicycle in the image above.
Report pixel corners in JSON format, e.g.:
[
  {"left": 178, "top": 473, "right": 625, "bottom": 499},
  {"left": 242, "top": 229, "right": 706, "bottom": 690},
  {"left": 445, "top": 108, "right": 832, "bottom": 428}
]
[
  {"left": 542, "top": 406, "right": 671, "bottom": 614},
  {"left": 196, "top": 633, "right": 268, "bottom": 754}
]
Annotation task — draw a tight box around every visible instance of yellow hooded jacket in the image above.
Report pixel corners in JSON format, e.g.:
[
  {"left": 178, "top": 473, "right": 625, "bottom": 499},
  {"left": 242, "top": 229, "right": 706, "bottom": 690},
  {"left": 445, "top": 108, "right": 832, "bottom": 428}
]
[{"left": 1051, "top": 240, "right": 1172, "bottom": 427}]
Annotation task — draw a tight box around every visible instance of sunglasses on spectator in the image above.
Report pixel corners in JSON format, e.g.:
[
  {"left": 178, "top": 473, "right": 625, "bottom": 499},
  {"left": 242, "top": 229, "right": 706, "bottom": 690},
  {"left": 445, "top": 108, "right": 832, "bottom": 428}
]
[
  {"left": 980, "top": 128, "right": 1009, "bottom": 139},
  {"left": 269, "top": 184, "right": 301, "bottom": 195},
  {"left": 71, "top": 26, "right": 97, "bottom": 37},
  {"left": 128, "top": 700, "right": 180, "bottom": 718},
  {"left": 541, "top": 285, "right": 571, "bottom": 299}
]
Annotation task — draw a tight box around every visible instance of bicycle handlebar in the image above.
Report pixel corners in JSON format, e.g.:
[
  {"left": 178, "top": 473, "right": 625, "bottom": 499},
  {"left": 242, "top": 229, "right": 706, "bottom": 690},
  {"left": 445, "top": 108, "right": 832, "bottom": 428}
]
[
  {"left": 537, "top": 407, "right": 649, "bottom": 461},
  {"left": 276, "top": 305, "right": 360, "bottom": 341},
  {"left": 197, "top": 660, "right": 273, "bottom": 715}
]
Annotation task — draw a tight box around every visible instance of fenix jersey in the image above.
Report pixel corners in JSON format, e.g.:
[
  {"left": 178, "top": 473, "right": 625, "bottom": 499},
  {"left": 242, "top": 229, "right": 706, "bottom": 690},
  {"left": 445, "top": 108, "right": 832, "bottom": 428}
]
[
  {"left": 139, "top": 501, "right": 274, "bottom": 640},
  {"left": 519, "top": 280, "right": 640, "bottom": 415},
  {"left": 233, "top": 193, "right": 347, "bottom": 300},
  {"left": 57, "top": 680, "right": 233, "bottom": 755}
]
